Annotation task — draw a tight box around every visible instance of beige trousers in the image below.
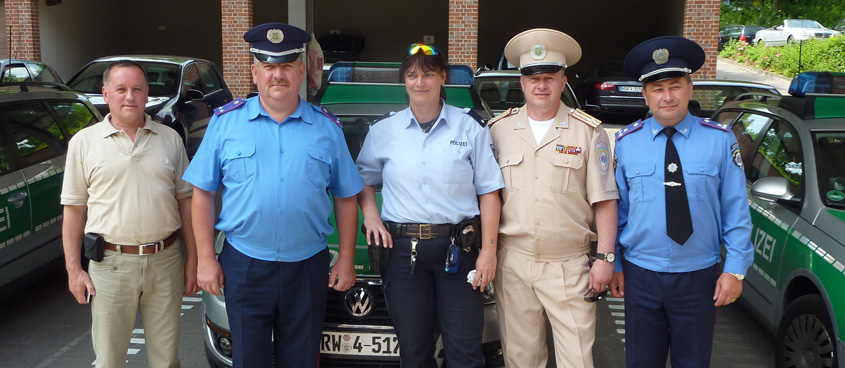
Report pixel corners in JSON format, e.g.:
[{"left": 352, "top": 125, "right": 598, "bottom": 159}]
[
  {"left": 89, "top": 240, "right": 184, "bottom": 368},
  {"left": 493, "top": 247, "right": 596, "bottom": 368}
]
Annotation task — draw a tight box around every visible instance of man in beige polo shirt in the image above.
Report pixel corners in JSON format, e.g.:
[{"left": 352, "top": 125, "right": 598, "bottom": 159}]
[
  {"left": 488, "top": 29, "right": 619, "bottom": 368},
  {"left": 61, "top": 60, "right": 198, "bottom": 368}
]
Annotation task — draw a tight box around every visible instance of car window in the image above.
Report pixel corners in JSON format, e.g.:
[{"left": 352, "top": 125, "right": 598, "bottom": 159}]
[
  {"left": 1, "top": 64, "right": 32, "bottom": 82},
  {"left": 196, "top": 63, "right": 223, "bottom": 93},
  {"left": 749, "top": 120, "right": 803, "bottom": 200},
  {"left": 26, "top": 63, "right": 59, "bottom": 83},
  {"left": 814, "top": 132, "right": 845, "bottom": 208},
  {"left": 182, "top": 64, "right": 204, "bottom": 94},
  {"left": 2, "top": 102, "right": 65, "bottom": 166},
  {"left": 69, "top": 61, "right": 180, "bottom": 96},
  {"left": 49, "top": 101, "right": 97, "bottom": 136},
  {"left": 726, "top": 112, "right": 772, "bottom": 167}
]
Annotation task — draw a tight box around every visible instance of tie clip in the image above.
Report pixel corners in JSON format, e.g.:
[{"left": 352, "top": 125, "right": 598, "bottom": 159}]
[{"left": 663, "top": 181, "right": 682, "bottom": 187}]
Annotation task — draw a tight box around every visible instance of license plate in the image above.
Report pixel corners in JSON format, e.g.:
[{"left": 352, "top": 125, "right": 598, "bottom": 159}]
[
  {"left": 321, "top": 332, "right": 400, "bottom": 357},
  {"left": 618, "top": 85, "right": 642, "bottom": 93}
]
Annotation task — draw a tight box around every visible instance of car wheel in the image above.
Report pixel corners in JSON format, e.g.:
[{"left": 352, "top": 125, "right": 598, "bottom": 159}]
[
  {"left": 776, "top": 295, "right": 837, "bottom": 368},
  {"left": 787, "top": 36, "right": 796, "bottom": 44}
]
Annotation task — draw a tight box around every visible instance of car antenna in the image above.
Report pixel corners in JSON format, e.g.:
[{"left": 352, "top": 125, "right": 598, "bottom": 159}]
[{"left": 8, "top": 25, "right": 11, "bottom": 60}]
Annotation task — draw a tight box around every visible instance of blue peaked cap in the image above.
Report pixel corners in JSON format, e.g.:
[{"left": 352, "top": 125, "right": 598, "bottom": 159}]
[
  {"left": 243, "top": 23, "right": 311, "bottom": 63},
  {"left": 623, "top": 36, "right": 704, "bottom": 83}
]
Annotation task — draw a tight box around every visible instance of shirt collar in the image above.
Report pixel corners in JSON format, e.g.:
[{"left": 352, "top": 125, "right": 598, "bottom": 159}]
[
  {"left": 403, "top": 100, "right": 447, "bottom": 130},
  {"left": 99, "top": 114, "right": 157, "bottom": 138},
  {"left": 247, "top": 96, "right": 308, "bottom": 124},
  {"left": 647, "top": 112, "right": 696, "bottom": 140}
]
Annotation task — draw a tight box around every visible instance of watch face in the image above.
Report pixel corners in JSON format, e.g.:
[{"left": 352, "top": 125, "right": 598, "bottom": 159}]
[{"left": 605, "top": 253, "right": 615, "bottom": 263}]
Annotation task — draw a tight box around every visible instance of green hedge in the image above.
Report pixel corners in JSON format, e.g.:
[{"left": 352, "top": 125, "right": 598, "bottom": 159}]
[{"left": 719, "top": 36, "right": 845, "bottom": 77}]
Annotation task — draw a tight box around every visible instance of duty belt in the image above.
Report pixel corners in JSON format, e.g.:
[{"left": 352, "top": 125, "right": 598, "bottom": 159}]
[
  {"left": 384, "top": 222, "right": 456, "bottom": 240},
  {"left": 104, "top": 232, "right": 177, "bottom": 255}
]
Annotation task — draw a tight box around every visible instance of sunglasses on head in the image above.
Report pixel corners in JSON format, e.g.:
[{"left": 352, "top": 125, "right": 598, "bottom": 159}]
[{"left": 408, "top": 43, "right": 440, "bottom": 56}]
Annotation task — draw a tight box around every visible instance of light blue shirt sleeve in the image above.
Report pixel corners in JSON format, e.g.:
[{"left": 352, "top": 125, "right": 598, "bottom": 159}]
[
  {"left": 471, "top": 124, "right": 505, "bottom": 195},
  {"left": 718, "top": 132, "right": 754, "bottom": 274}
]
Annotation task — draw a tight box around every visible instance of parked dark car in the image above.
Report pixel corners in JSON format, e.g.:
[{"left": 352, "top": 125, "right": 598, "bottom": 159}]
[
  {"left": 719, "top": 25, "right": 765, "bottom": 50},
  {"left": 574, "top": 62, "right": 646, "bottom": 117},
  {"left": 0, "top": 59, "right": 63, "bottom": 84},
  {"left": 0, "top": 83, "right": 101, "bottom": 296},
  {"left": 474, "top": 69, "right": 579, "bottom": 116},
  {"left": 67, "top": 55, "right": 233, "bottom": 157}
]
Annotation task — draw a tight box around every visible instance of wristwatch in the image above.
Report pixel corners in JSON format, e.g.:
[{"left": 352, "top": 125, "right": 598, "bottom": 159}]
[
  {"left": 596, "top": 252, "right": 616, "bottom": 263},
  {"left": 727, "top": 272, "right": 745, "bottom": 281}
]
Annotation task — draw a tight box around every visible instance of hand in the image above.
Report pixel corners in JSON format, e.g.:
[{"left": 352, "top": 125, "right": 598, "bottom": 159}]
[
  {"left": 329, "top": 259, "right": 356, "bottom": 291},
  {"left": 363, "top": 216, "right": 392, "bottom": 248},
  {"left": 197, "top": 257, "right": 225, "bottom": 296},
  {"left": 714, "top": 272, "right": 743, "bottom": 306},
  {"left": 589, "top": 258, "right": 614, "bottom": 292},
  {"left": 67, "top": 268, "right": 95, "bottom": 304},
  {"left": 608, "top": 272, "right": 625, "bottom": 298},
  {"left": 184, "top": 256, "right": 200, "bottom": 296},
  {"left": 473, "top": 247, "right": 496, "bottom": 291}
]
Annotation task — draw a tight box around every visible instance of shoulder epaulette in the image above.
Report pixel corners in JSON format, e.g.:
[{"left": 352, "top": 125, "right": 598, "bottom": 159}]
[
  {"left": 370, "top": 111, "right": 396, "bottom": 126},
  {"left": 214, "top": 98, "right": 246, "bottom": 116},
  {"left": 317, "top": 105, "right": 343, "bottom": 128},
  {"left": 569, "top": 108, "right": 601, "bottom": 128},
  {"left": 615, "top": 120, "right": 644, "bottom": 141},
  {"left": 461, "top": 107, "right": 486, "bottom": 127},
  {"left": 699, "top": 118, "right": 730, "bottom": 132},
  {"left": 487, "top": 107, "right": 519, "bottom": 127}
]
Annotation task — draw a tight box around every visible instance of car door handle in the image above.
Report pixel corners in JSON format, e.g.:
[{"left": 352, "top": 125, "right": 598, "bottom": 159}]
[{"left": 8, "top": 191, "right": 28, "bottom": 208}]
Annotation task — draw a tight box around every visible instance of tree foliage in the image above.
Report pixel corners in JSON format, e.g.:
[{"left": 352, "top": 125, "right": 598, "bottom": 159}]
[{"left": 721, "top": 0, "right": 845, "bottom": 28}]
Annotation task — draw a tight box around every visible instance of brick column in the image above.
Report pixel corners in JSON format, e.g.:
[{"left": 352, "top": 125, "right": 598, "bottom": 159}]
[
  {"left": 221, "top": 0, "right": 253, "bottom": 98},
  {"left": 4, "top": 0, "right": 40, "bottom": 60},
  {"left": 684, "top": 0, "right": 720, "bottom": 79},
  {"left": 447, "top": 0, "right": 478, "bottom": 70}
]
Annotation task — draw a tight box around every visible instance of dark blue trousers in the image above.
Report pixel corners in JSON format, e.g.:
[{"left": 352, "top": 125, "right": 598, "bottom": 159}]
[
  {"left": 219, "top": 241, "right": 329, "bottom": 368},
  {"left": 623, "top": 259, "right": 718, "bottom": 368},
  {"left": 382, "top": 236, "right": 484, "bottom": 368}
]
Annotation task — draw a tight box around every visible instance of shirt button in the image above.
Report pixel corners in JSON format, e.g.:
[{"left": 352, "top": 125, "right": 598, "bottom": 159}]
[
  {"left": 535, "top": 199, "right": 539, "bottom": 203},
  {"left": 636, "top": 170, "right": 640, "bottom": 174},
  {"left": 536, "top": 222, "right": 540, "bottom": 226},
  {"left": 565, "top": 160, "right": 569, "bottom": 164},
  {"left": 422, "top": 161, "right": 427, "bottom": 166},
  {"left": 506, "top": 160, "right": 510, "bottom": 163},
  {"left": 700, "top": 168, "right": 704, "bottom": 172}
]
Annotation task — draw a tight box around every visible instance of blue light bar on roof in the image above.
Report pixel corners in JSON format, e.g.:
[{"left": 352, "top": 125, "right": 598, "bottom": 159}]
[{"left": 788, "top": 72, "right": 845, "bottom": 96}]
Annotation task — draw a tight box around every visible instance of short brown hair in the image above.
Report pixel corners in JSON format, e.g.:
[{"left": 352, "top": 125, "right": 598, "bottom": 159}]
[{"left": 103, "top": 60, "right": 148, "bottom": 86}]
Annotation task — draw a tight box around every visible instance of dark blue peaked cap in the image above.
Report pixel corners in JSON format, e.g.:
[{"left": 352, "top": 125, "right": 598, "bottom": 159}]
[
  {"left": 623, "top": 36, "right": 704, "bottom": 83},
  {"left": 243, "top": 23, "right": 311, "bottom": 63}
]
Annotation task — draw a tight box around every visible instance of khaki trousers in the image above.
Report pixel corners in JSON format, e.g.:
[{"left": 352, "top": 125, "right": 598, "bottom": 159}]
[
  {"left": 89, "top": 240, "right": 184, "bottom": 368},
  {"left": 493, "top": 247, "right": 596, "bottom": 368}
]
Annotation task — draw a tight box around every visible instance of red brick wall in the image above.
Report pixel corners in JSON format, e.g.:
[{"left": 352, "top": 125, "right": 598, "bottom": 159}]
[
  {"left": 4, "top": 0, "right": 40, "bottom": 61},
  {"left": 221, "top": 0, "right": 253, "bottom": 98},
  {"left": 684, "top": 0, "right": 719, "bottom": 79},
  {"left": 447, "top": 0, "right": 478, "bottom": 70}
]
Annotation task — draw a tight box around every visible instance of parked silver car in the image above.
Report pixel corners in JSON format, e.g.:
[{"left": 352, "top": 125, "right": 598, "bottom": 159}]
[{"left": 755, "top": 19, "right": 840, "bottom": 46}]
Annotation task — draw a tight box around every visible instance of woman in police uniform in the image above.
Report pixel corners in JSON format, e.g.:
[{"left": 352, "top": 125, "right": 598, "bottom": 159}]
[{"left": 356, "top": 44, "right": 504, "bottom": 368}]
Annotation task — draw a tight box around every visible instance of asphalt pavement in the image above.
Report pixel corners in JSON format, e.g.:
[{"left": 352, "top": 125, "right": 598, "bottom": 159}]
[{"left": 715, "top": 57, "right": 793, "bottom": 94}]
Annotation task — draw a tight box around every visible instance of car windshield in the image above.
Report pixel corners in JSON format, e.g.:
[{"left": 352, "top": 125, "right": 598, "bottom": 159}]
[
  {"left": 746, "top": 26, "right": 764, "bottom": 34},
  {"left": 786, "top": 20, "right": 824, "bottom": 29},
  {"left": 68, "top": 61, "right": 181, "bottom": 97},
  {"left": 814, "top": 132, "right": 845, "bottom": 208},
  {"left": 475, "top": 75, "right": 578, "bottom": 112}
]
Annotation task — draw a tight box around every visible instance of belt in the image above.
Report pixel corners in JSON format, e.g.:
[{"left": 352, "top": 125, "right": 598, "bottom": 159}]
[
  {"left": 104, "top": 232, "right": 177, "bottom": 255},
  {"left": 384, "top": 222, "right": 456, "bottom": 240}
]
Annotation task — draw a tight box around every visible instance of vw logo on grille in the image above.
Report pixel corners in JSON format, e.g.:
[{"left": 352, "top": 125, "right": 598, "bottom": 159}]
[{"left": 344, "top": 287, "right": 373, "bottom": 317}]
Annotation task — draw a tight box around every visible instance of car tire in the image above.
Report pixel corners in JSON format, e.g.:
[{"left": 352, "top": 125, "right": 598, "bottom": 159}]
[
  {"left": 787, "top": 36, "right": 796, "bottom": 44},
  {"left": 776, "top": 294, "right": 837, "bottom": 368},
  {"left": 757, "top": 39, "right": 765, "bottom": 46}
]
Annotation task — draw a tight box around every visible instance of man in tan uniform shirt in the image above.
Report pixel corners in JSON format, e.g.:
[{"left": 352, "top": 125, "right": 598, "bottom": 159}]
[{"left": 489, "top": 29, "right": 619, "bottom": 368}]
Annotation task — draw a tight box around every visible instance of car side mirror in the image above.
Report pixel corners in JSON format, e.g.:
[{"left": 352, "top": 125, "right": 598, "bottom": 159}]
[
  {"left": 575, "top": 72, "right": 584, "bottom": 79},
  {"left": 183, "top": 89, "right": 204, "bottom": 101},
  {"left": 751, "top": 177, "right": 801, "bottom": 207}
]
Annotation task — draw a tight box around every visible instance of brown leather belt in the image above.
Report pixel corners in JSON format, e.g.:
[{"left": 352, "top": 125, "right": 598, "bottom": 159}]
[
  {"left": 383, "top": 222, "right": 456, "bottom": 240},
  {"left": 104, "top": 233, "right": 177, "bottom": 255}
]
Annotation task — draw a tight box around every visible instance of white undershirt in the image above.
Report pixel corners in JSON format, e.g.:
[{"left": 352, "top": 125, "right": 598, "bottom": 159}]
[{"left": 528, "top": 117, "right": 554, "bottom": 145}]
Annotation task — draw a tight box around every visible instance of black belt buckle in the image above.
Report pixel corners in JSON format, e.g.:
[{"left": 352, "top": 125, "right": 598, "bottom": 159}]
[{"left": 410, "top": 224, "right": 433, "bottom": 240}]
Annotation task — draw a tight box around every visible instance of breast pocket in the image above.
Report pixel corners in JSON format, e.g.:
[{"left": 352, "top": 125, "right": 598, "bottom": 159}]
[
  {"left": 549, "top": 154, "right": 583, "bottom": 193},
  {"left": 683, "top": 163, "right": 719, "bottom": 202},
  {"left": 307, "top": 146, "right": 333, "bottom": 188},
  {"left": 444, "top": 148, "right": 474, "bottom": 184},
  {"left": 626, "top": 164, "right": 657, "bottom": 203},
  {"left": 223, "top": 143, "right": 256, "bottom": 182},
  {"left": 498, "top": 153, "right": 524, "bottom": 192}
]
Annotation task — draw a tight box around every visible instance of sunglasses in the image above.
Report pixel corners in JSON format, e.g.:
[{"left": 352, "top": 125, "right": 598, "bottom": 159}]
[
  {"left": 408, "top": 43, "right": 440, "bottom": 56},
  {"left": 583, "top": 289, "right": 608, "bottom": 303}
]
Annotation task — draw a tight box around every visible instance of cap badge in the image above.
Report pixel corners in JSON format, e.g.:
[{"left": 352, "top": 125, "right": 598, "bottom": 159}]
[
  {"left": 531, "top": 44, "right": 546, "bottom": 60},
  {"left": 266, "top": 29, "right": 284, "bottom": 44},
  {"left": 652, "top": 48, "right": 669, "bottom": 65}
]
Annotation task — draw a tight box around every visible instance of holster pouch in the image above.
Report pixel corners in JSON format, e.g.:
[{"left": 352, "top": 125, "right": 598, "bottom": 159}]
[
  {"left": 362, "top": 224, "right": 389, "bottom": 274},
  {"left": 457, "top": 216, "right": 482, "bottom": 251},
  {"left": 83, "top": 233, "right": 105, "bottom": 262}
]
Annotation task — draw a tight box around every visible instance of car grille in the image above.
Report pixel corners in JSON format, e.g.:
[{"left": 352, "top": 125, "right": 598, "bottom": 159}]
[
  {"left": 319, "top": 357, "right": 399, "bottom": 368},
  {"left": 815, "top": 33, "right": 833, "bottom": 38},
  {"left": 325, "top": 280, "right": 393, "bottom": 325}
]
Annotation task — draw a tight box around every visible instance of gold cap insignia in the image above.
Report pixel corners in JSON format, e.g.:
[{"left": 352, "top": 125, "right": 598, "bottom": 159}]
[
  {"left": 531, "top": 44, "right": 546, "bottom": 60},
  {"left": 267, "top": 29, "right": 284, "bottom": 44},
  {"left": 652, "top": 48, "right": 669, "bottom": 65}
]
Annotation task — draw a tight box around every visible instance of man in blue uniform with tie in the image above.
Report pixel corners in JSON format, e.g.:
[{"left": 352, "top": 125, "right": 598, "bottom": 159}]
[
  {"left": 183, "top": 23, "right": 364, "bottom": 367},
  {"left": 610, "top": 36, "right": 754, "bottom": 368}
]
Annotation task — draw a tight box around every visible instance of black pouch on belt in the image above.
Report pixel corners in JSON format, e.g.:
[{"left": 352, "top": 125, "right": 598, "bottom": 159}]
[
  {"left": 457, "top": 216, "right": 482, "bottom": 251},
  {"left": 361, "top": 224, "right": 389, "bottom": 274},
  {"left": 83, "top": 233, "right": 105, "bottom": 262}
]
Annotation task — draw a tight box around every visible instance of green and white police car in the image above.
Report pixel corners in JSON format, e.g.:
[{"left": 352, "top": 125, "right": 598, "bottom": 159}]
[{"left": 713, "top": 72, "right": 845, "bottom": 368}]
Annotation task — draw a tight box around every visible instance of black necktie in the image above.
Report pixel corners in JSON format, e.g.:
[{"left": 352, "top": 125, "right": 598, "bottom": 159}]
[{"left": 663, "top": 127, "right": 693, "bottom": 245}]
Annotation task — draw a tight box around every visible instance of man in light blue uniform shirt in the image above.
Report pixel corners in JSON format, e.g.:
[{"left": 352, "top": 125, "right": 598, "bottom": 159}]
[
  {"left": 183, "top": 23, "right": 363, "bottom": 368},
  {"left": 611, "top": 36, "right": 753, "bottom": 368}
]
